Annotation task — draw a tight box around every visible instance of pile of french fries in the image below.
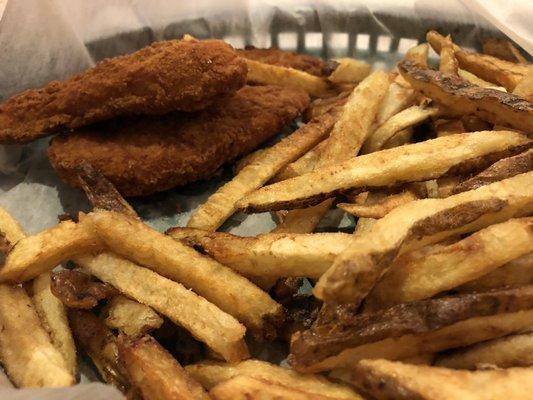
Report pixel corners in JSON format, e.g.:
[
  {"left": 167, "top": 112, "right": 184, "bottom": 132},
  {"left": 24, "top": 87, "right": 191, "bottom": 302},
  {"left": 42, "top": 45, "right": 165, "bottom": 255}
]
[{"left": 0, "top": 30, "right": 531, "bottom": 399}]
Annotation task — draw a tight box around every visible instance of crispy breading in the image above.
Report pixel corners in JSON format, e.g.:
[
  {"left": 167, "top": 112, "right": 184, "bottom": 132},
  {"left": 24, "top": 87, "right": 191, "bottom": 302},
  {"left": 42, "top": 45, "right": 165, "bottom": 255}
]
[
  {"left": 0, "top": 39, "right": 247, "bottom": 144},
  {"left": 48, "top": 85, "right": 309, "bottom": 197}
]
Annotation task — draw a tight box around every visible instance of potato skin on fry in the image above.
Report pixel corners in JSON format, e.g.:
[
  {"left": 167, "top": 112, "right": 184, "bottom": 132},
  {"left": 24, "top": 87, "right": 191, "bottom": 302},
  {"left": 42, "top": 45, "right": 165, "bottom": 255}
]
[
  {"left": 48, "top": 85, "right": 309, "bottom": 197},
  {"left": 0, "top": 39, "right": 247, "bottom": 144}
]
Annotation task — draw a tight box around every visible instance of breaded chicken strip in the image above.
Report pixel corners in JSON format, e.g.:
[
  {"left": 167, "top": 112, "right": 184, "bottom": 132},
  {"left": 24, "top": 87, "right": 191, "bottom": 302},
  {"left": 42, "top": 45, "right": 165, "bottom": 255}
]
[
  {"left": 48, "top": 85, "right": 309, "bottom": 197},
  {"left": 238, "top": 46, "right": 334, "bottom": 77},
  {"left": 0, "top": 40, "right": 247, "bottom": 144}
]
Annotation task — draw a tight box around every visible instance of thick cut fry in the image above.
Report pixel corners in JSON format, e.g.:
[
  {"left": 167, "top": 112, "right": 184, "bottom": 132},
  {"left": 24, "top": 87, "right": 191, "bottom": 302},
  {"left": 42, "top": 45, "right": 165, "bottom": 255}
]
[
  {"left": 513, "top": 68, "right": 533, "bottom": 101},
  {"left": 452, "top": 148, "right": 532, "bottom": 194},
  {"left": 436, "top": 332, "right": 533, "bottom": 369},
  {"left": 104, "top": 295, "right": 163, "bottom": 336},
  {"left": 482, "top": 38, "right": 527, "bottom": 64},
  {"left": 362, "top": 104, "right": 439, "bottom": 154},
  {"left": 314, "top": 172, "right": 533, "bottom": 304},
  {"left": 427, "top": 30, "right": 530, "bottom": 91},
  {"left": 187, "top": 108, "right": 339, "bottom": 230},
  {"left": 457, "top": 252, "right": 533, "bottom": 293},
  {"left": 0, "top": 284, "right": 74, "bottom": 387},
  {"left": 119, "top": 335, "right": 210, "bottom": 400},
  {"left": 290, "top": 286, "right": 533, "bottom": 372},
  {"left": 168, "top": 228, "right": 352, "bottom": 279},
  {"left": 327, "top": 58, "right": 371, "bottom": 84},
  {"left": 405, "top": 43, "right": 429, "bottom": 68},
  {"left": 238, "top": 131, "right": 530, "bottom": 213},
  {"left": 210, "top": 375, "right": 336, "bottom": 400},
  {"left": 0, "top": 219, "right": 103, "bottom": 283},
  {"left": 367, "top": 217, "right": 533, "bottom": 309},
  {"left": 337, "top": 190, "right": 418, "bottom": 219},
  {"left": 245, "top": 59, "right": 332, "bottom": 98},
  {"left": 77, "top": 252, "right": 248, "bottom": 362},
  {"left": 186, "top": 360, "right": 361, "bottom": 399},
  {"left": 399, "top": 60, "right": 533, "bottom": 132},
  {"left": 348, "top": 359, "right": 533, "bottom": 400},
  {"left": 439, "top": 35, "right": 459, "bottom": 75},
  {"left": 0, "top": 206, "right": 26, "bottom": 244},
  {"left": 32, "top": 272, "right": 77, "bottom": 375},
  {"left": 85, "top": 211, "right": 282, "bottom": 339}
]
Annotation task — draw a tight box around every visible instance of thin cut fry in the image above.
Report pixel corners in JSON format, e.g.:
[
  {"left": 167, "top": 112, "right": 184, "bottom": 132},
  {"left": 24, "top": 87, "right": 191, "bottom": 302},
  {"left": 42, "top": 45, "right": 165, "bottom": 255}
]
[
  {"left": 103, "top": 295, "right": 163, "bottom": 336},
  {"left": 436, "top": 332, "right": 533, "bottom": 369},
  {"left": 245, "top": 59, "right": 332, "bottom": 98},
  {"left": 168, "top": 228, "right": 353, "bottom": 279},
  {"left": 186, "top": 359, "right": 362, "bottom": 399},
  {"left": 367, "top": 217, "right": 533, "bottom": 309},
  {"left": 77, "top": 252, "right": 249, "bottom": 362},
  {"left": 482, "top": 38, "right": 527, "bottom": 64},
  {"left": 376, "top": 82, "right": 416, "bottom": 126},
  {"left": 405, "top": 43, "right": 429, "bottom": 68},
  {"left": 512, "top": 67, "right": 533, "bottom": 101},
  {"left": 327, "top": 58, "right": 371, "bottom": 84},
  {"left": 399, "top": 60, "right": 533, "bottom": 132},
  {"left": 85, "top": 211, "right": 283, "bottom": 339},
  {"left": 273, "top": 139, "right": 327, "bottom": 182},
  {"left": 118, "top": 335, "right": 211, "bottom": 400},
  {"left": 303, "top": 91, "right": 350, "bottom": 122},
  {"left": 238, "top": 131, "right": 530, "bottom": 213},
  {"left": 439, "top": 35, "right": 459, "bottom": 75},
  {"left": 337, "top": 190, "right": 418, "bottom": 219},
  {"left": 187, "top": 107, "right": 339, "bottom": 230},
  {"left": 458, "top": 69, "right": 504, "bottom": 89},
  {"left": 348, "top": 359, "right": 533, "bottom": 400},
  {"left": 0, "top": 284, "right": 74, "bottom": 387}
]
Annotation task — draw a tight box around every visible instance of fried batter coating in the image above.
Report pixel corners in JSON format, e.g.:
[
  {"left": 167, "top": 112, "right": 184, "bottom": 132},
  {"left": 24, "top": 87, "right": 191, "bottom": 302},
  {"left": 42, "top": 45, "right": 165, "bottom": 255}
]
[
  {"left": 48, "top": 85, "right": 309, "bottom": 197},
  {"left": 0, "top": 40, "right": 247, "bottom": 144}
]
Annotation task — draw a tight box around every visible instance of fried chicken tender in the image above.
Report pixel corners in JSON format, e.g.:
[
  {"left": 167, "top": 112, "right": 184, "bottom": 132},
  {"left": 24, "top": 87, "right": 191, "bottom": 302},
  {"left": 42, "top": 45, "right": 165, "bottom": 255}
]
[
  {"left": 238, "top": 46, "right": 333, "bottom": 77},
  {"left": 0, "top": 40, "right": 247, "bottom": 144},
  {"left": 48, "top": 85, "right": 309, "bottom": 197}
]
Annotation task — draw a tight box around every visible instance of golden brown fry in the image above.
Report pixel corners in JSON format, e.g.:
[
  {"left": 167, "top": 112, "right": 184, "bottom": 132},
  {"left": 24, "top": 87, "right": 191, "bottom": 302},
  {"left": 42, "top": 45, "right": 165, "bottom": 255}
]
[
  {"left": 436, "top": 332, "right": 533, "bottom": 369},
  {"left": 186, "top": 359, "right": 362, "bottom": 399},
  {"left": 245, "top": 59, "right": 333, "bottom": 98},
  {"left": 187, "top": 107, "right": 339, "bottom": 230},
  {"left": 456, "top": 252, "right": 533, "bottom": 293},
  {"left": 434, "top": 119, "right": 466, "bottom": 137},
  {"left": 0, "top": 206, "right": 25, "bottom": 244},
  {"left": 168, "top": 228, "right": 353, "bottom": 279},
  {"left": 337, "top": 190, "right": 419, "bottom": 219},
  {"left": 119, "top": 335, "right": 210, "bottom": 400},
  {"left": 482, "top": 38, "right": 527, "bottom": 64},
  {"left": 327, "top": 58, "right": 371, "bottom": 84},
  {"left": 315, "top": 172, "right": 533, "bottom": 304},
  {"left": 0, "top": 219, "right": 103, "bottom": 283},
  {"left": 427, "top": 30, "right": 529, "bottom": 91},
  {"left": 367, "top": 217, "right": 533, "bottom": 309},
  {"left": 405, "top": 43, "right": 429, "bottom": 68},
  {"left": 77, "top": 252, "right": 249, "bottom": 362},
  {"left": 348, "top": 359, "right": 533, "bottom": 400},
  {"left": 234, "top": 148, "right": 267, "bottom": 174},
  {"left": 273, "top": 139, "right": 327, "bottom": 182},
  {"left": 376, "top": 82, "right": 416, "bottom": 126},
  {"left": 103, "top": 295, "right": 163, "bottom": 336},
  {"left": 85, "top": 211, "right": 283, "bottom": 339},
  {"left": 458, "top": 69, "right": 504, "bottom": 89},
  {"left": 0, "top": 284, "right": 74, "bottom": 387},
  {"left": 439, "top": 35, "right": 459, "bottom": 75},
  {"left": 290, "top": 286, "right": 533, "bottom": 372},
  {"left": 32, "top": 272, "right": 77, "bottom": 376},
  {"left": 399, "top": 60, "right": 533, "bottom": 132},
  {"left": 303, "top": 91, "right": 350, "bottom": 122},
  {"left": 512, "top": 67, "right": 533, "bottom": 101},
  {"left": 238, "top": 131, "right": 530, "bottom": 213}
]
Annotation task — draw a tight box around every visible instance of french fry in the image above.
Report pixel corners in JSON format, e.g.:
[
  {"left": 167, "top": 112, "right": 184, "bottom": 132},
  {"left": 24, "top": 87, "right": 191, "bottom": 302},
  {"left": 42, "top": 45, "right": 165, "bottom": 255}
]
[
  {"left": 452, "top": 148, "right": 532, "bottom": 194},
  {"left": 84, "top": 211, "right": 283, "bottom": 339},
  {"left": 237, "top": 131, "right": 530, "bottom": 213},
  {"left": 118, "top": 335, "right": 211, "bottom": 400},
  {"left": 290, "top": 286, "right": 533, "bottom": 372},
  {"left": 366, "top": 217, "right": 533, "bottom": 309},
  {"left": 314, "top": 172, "right": 533, "bottom": 304},
  {"left": 456, "top": 252, "right": 533, "bottom": 293},
  {"left": 327, "top": 58, "right": 371, "bottom": 84},
  {"left": 210, "top": 375, "right": 337, "bottom": 400},
  {"left": 375, "top": 81, "right": 416, "bottom": 126},
  {"left": 458, "top": 69, "right": 504, "bottom": 89},
  {"left": 434, "top": 119, "right": 466, "bottom": 137},
  {"left": 0, "top": 284, "right": 74, "bottom": 387},
  {"left": 234, "top": 148, "right": 267, "bottom": 174},
  {"left": 187, "top": 107, "right": 339, "bottom": 230},
  {"left": 439, "top": 35, "right": 459, "bottom": 75},
  {"left": 273, "top": 139, "right": 327, "bottom": 182},
  {"left": 405, "top": 43, "right": 429, "bottom": 68},
  {"left": 337, "top": 190, "right": 419, "bottom": 219},
  {"left": 399, "top": 60, "right": 533, "bottom": 132},
  {"left": 186, "top": 359, "right": 362, "bottom": 399},
  {"left": 482, "top": 38, "right": 527, "bottom": 64},
  {"left": 513, "top": 67, "right": 533, "bottom": 101},
  {"left": 348, "top": 359, "right": 533, "bottom": 400},
  {"left": 168, "top": 228, "right": 352, "bottom": 279},
  {"left": 361, "top": 104, "right": 440, "bottom": 154},
  {"left": 103, "top": 295, "right": 163, "bottom": 336},
  {"left": 436, "top": 332, "right": 533, "bottom": 369},
  {"left": 32, "top": 272, "right": 77, "bottom": 376},
  {"left": 77, "top": 252, "right": 249, "bottom": 362},
  {"left": 303, "top": 91, "right": 350, "bottom": 122},
  {"left": 0, "top": 219, "right": 104, "bottom": 283},
  {"left": 427, "top": 30, "right": 530, "bottom": 91},
  {"left": 0, "top": 206, "right": 25, "bottom": 243},
  {"left": 245, "top": 59, "right": 333, "bottom": 98}
]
